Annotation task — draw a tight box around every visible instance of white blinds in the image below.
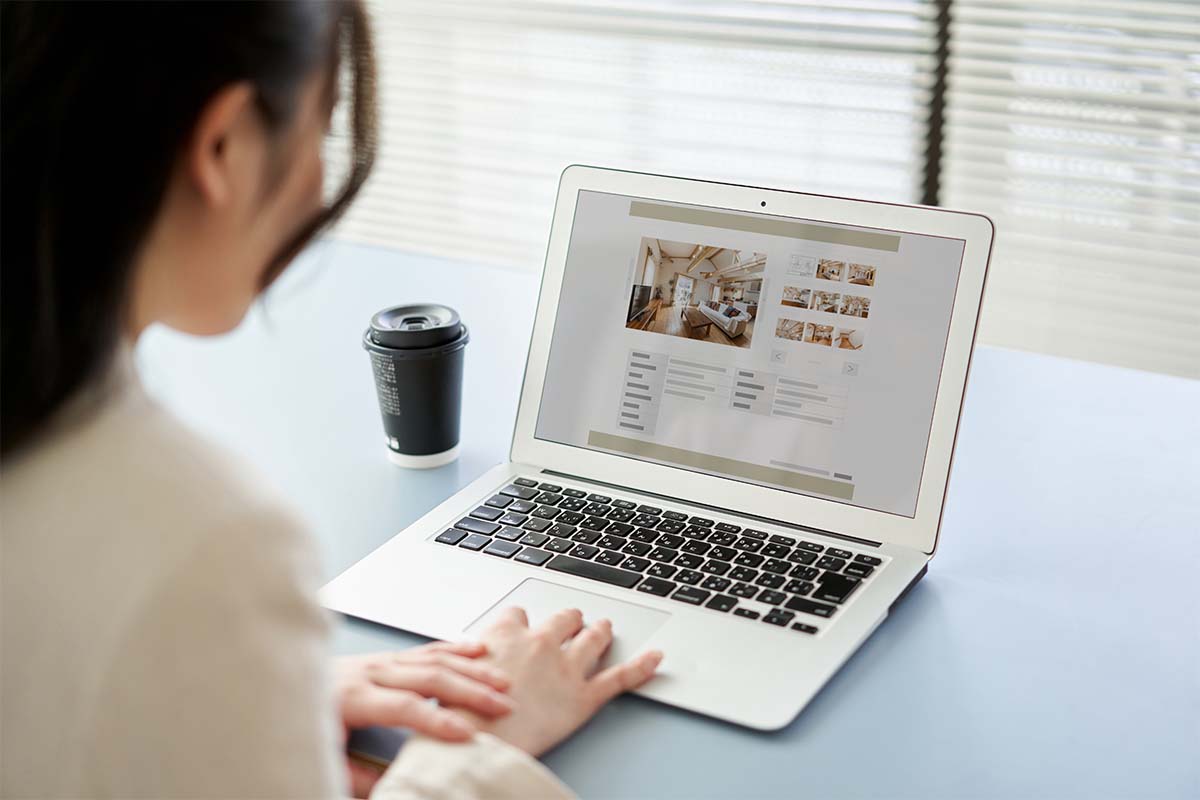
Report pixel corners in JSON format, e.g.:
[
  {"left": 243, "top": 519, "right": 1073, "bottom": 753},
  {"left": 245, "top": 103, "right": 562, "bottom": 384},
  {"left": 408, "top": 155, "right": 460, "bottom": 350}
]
[
  {"left": 331, "top": 0, "right": 939, "bottom": 271},
  {"left": 942, "top": 0, "right": 1200, "bottom": 378}
]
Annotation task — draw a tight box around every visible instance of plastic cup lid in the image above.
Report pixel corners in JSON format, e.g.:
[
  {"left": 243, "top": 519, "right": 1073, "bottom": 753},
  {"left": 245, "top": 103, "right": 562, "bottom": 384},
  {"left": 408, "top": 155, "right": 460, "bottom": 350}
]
[{"left": 369, "top": 304, "right": 463, "bottom": 349}]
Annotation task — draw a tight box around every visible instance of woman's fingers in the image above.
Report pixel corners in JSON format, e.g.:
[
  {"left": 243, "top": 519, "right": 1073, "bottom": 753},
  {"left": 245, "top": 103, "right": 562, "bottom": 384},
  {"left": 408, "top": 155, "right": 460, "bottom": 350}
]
[
  {"left": 421, "top": 640, "right": 487, "bottom": 659},
  {"left": 372, "top": 663, "right": 516, "bottom": 717},
  {"left": 586, "top": 650, "right": 663, "bottom": 710},
  {"left": 490, "top": 606, "right": 529, "bottom": 633},
  {"left": 567, "top": 618, "right": 614, "bottom": 672},
  {"left": 358, "top": 687, "right": 476, "bottom": 741},
  {"left": 538, "top": 607, "right": 585, "bottom": 644},
  {"left": 399, "top": 651, "right": 510, "bottom": 692}
]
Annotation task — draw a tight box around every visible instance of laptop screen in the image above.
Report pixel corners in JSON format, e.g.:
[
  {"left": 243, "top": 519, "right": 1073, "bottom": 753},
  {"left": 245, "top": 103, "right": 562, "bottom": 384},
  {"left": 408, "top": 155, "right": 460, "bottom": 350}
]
[{"left": 534, "top": 190, "right": 966, "bottom": 518}]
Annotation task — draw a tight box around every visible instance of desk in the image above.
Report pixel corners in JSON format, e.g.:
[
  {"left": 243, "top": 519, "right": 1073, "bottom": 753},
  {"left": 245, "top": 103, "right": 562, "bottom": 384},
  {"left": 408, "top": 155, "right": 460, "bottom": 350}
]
[{"left": 139, "top": 241, "right": 1200, "bottom": 800}]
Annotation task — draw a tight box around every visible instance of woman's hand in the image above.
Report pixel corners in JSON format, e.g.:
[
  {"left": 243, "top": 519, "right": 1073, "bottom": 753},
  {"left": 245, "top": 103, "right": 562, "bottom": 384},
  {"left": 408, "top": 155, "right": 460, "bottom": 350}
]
[
  {"left": 336, "top": 641, "right": 517, "bottom": 797},
  {"left": 454, "top": 607, "right": 663, "bottom": 757},
  {"left": 335, "top": 641, "right": 515, "bottom": 740}
]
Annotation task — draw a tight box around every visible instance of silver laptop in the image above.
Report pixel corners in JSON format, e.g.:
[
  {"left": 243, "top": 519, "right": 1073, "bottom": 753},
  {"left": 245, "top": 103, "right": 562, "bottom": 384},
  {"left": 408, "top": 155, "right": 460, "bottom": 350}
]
[{"left": 321, "top": 166, "right": 993, "bottom": 730}]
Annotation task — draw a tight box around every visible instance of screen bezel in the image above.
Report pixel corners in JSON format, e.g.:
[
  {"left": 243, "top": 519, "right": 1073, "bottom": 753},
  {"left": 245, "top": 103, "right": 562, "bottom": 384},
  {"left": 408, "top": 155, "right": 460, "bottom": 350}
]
[{"left": 510, "top": 166, "right": 992, "bottom": 554}]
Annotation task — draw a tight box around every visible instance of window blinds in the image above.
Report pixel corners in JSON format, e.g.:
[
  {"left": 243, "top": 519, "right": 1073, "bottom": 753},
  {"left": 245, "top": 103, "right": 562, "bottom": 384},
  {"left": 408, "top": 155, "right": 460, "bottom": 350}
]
[
  {"left": 330, "top": 0, "right": 940, "bottom": 271},
  {"left": 942, "top": 0, "right": 1200, "bottom": 378}
]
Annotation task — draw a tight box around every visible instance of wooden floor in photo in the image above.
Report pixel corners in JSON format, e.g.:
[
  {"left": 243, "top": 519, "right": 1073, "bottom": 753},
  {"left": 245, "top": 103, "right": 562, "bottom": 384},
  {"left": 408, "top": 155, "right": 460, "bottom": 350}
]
[{"left": 642, "top": 304, "right": 753, "bottom": 348}]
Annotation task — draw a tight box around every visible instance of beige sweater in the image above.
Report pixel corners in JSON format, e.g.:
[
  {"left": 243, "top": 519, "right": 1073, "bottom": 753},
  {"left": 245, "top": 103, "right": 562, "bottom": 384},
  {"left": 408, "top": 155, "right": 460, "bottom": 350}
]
[{"left": 0, "top": 353, "right": 572, "bottom": 799}]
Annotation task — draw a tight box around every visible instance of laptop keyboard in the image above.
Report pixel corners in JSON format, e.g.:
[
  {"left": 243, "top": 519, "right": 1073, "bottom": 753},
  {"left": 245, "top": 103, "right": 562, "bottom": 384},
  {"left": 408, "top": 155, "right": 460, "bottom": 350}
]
[{"left": 433, "top": 477, "right": 887, "bottom": 636}]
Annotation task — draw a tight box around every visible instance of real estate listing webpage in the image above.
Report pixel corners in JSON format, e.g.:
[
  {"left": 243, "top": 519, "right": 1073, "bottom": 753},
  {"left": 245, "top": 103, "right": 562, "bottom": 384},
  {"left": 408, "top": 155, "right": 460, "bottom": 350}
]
[{"left": 535, "top": 190, "right": 965, "bottom": 517}]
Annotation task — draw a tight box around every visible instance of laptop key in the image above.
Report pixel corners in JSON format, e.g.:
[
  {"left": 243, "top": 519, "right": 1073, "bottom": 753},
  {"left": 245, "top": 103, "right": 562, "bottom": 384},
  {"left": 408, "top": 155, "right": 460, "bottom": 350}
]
[
  {"left": 790, "top": 565, "right": 820, "bottom": 581},
  {"left": 708, "top": 532, "right": 737, "bottom": 547},
  {"left": 629, "top": 528, "right": 658, "bottom": 543},
  {"left": 522, "top": 517, "right": 552, "bottom": 532},
  {"left": 559, "top": 497, "right": 587, "bottom": 512},
  {"left": 561, "top": 487, "right": 586, "bottom": 498},
  {"left": 544, "top": 537, "right": 573, "bottom": 553},
  {"left": 532, "top": 506, "right": 561, "bottom": 520},
  {"left": 657, "top": 534, "right": 684, "bottom": 549},
  {"left": 636, "top": 577, "right": 676, "bottom": 597},
  {"left": 606, "top": 508, "right": 636, "bottom": 523},
  {"left": 730, "top": 566, "right": 758, "bottom": 582},
  {"left": 435, "top": 528, "right": 467, "bottom": 545},
  {"left": 515, "top": 547, "right": 552, "bottom": 566},
  {"left": 535, "top": 492, "right": 563, "bottom": 505},
  {"left": 730, "top": 582, "right": 757, "bottom": 599},
  {"left": 580, "top": 516, "right": 609, "bottom": 531},
  {"left": 498, "top": 512, "right": 527, "bottom": 527},
  {"left": 500, "top": 485, "right": 538, "bottom": 500},
  {"left": 734, "top": 552, "right": 764, "bottom": 568},
  {"left": 621, "top": 556, "right": 651, "bottom": 572},
  {"left": 587, "top": 493, "right": 612, "bottom": 504},
  {"left": 655, "top": 519, "right": 684, "bottom": 534},
  {"left": 682, "top": 540, "right": 711, "bottom": 555},
  {"left": 756, "top": 573, "right": 785, "bottom": 589},
  {"left": 622, "top": 541, "right": 651, "bottom": 556},
  {"left": 510, "top": 499, "right": 536, "bottom": 514},
  {"left": 827, "top": 548, "right": 853, "bottom": 560},
  {"left": 647, "top": 563, "right": 678, "bottom": 580},
  {"left": 606, "top": 521, "right": 634, "bottom": 535},
  {"left": 705, "top": 594, "right": 737, "bottom": 612},
  {"left": 683, "top": 525, "right": 710, "bottom": 540},
  {"left": 569, "top": 544, "right": 599, "bottom": 560},
  {"left": 549, "top": 523, "right": 576, "bottom": 538},
  {"left": 701, "top": 576, "right": 730, "bottom": 592},
  {"left": 762, "top": 559, "right": 790, "bottom": 575},
  {"left": 784, "top": 579, "right": 814, "bottom": 595},
  {"left": 813, "top": 573, "right": 861, "bottom": 604},
  {"left": 675, "top": 569, "right": 703, "bottom": 585},
  {"left": 757, "top": 590, "right": 786, "bottom": 606},
  {"left": 675, "top": 553, "right": 704, "bottom": 569},
  {"left": 597, "top": 535, "right": 627, "bottom": 550},
  {"left": 648, "top": 547, "right": 678, "bottom": 563},
  {"left": 513, "top": 477, "right": 539, "bottom": 487},
  {"left": 456, "top": 518, "right": 500, "bottom": 535},
  {"left": 595, "top": 549, "right": 624, "bottom": 566},
  {"left": 545, "top": 555, "right": 641, "bottom": 588},
  {"left": 700, "top": 560, "right": 730, "bottom": 576},
  {"left": 733, "top": 608, "right": 760, "bottom": 620},
  {"left": 495, "top": 526, "right": 525, "bottom": 542},
  {"left": 689, "top": 516, "right": 714, "bottom": 527},
  {"left": 670, "top": 586, "right": 710, "bottom": 605},
  {"left": 709, "top": 546, "right": 737, "bottom": 561},
  {"left": 518, "top": 532, "right": 549, "bottom": 547},
  {"left": 612, "top": 499, "right": 637, "bottom": 510},
  {"left": 764, "top": 609, "right": 794, "bottom": 627},
  {"left": 485, "top": 494, "right": 513, "bottom": 509},
  {"left": 785, "top": 597, "right": 837, "bottom": 618},
  {"left": 844, "top": 563, "right": 875, "bottom": 579},
  {"left": 459, "top": 533, "right": 491, "bottom": 551},
  {"left": 742, "top": 529, "right": 768, "bottom": 540},
  {"left": 796, "top": 541, "right": 823, "bottom": 552},
  {"left": 538, "top": 483, "right": 563, "bottom": 493},
  {"left": 792, "top": 622, "right": 819, "bottom": 634},
  {"left": 583, "top": 503, "right": 610, "bottom": 517},
  {"left": 572, "top": 530, "right": 601, "bottom": 545},
  {"left": 662, "top": 510, "right": 688, "bottom": 522},
  {"left": 787, "top": 550, "right": 818, "bottom": 565},
  {"left": 733, "top": 537, "right": 763, "bottom": 553},
  {"left": 763, "top": 543, "right": 790, "bottom": 558},
  {"left": 854, "top": 554, "right": 882, "bottom": 566},
  {"left": 769, "top": 534, "right": 797, "bottom": 546},
  {"left": 484, "top": 540, "right": 521, "bottom": 559},
  {"left": 715, "top": 522, "right": 741, "bottom": 534},
  {"left": 816, "top": 556, "right": 846, "bottom": 571},
  {"left": 558, "top": 511, "right": 585, "bottom": 525},
  {"left": 637, "top": 505, "right": 662, "bottom": 515}
]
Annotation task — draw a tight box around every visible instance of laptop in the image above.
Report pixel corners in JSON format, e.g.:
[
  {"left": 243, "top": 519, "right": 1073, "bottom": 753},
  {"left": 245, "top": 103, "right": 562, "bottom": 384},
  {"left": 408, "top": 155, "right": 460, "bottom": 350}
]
[{"left": 321, "top": 165, "right": 993, "bottom": 730}]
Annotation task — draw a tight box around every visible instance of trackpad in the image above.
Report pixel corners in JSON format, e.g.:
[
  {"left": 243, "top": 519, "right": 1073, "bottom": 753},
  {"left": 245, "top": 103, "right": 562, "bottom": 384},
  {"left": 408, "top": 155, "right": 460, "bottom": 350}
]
[{"left": 465, "top": 578, "right": 670, "bottom": 671}]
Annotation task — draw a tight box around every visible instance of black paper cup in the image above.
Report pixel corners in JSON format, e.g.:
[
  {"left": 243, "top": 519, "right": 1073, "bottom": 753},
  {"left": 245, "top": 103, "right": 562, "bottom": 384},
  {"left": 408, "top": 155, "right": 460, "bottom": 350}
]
[{"left": 363, "top": 304, "right": 469, "bottom": 468}]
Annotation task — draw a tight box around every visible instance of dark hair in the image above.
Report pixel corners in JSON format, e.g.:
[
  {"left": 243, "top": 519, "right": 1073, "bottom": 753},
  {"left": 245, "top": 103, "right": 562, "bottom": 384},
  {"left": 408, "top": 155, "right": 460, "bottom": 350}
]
[{"left": 1, "top": 0, "right": 377, "bottom": 457}]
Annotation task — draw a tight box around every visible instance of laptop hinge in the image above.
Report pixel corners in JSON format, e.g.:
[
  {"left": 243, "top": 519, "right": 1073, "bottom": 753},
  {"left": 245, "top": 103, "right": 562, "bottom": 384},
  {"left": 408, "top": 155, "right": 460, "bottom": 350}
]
[{"left": 539, "top": 468, "right": 883, "bottom": 549}]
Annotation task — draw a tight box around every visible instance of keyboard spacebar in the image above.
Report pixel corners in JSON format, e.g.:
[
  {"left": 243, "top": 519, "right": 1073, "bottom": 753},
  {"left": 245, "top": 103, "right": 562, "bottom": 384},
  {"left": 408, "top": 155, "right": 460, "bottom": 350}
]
[{"left": 545, "top": 555, "right": 641, "bottom": 589}]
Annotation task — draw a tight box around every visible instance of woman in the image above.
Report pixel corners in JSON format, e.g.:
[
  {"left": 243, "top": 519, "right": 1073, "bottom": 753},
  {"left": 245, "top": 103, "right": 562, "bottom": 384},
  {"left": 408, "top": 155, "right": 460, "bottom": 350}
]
[{"left": 0, "top": 2, "right": 661, "bottom": 797}]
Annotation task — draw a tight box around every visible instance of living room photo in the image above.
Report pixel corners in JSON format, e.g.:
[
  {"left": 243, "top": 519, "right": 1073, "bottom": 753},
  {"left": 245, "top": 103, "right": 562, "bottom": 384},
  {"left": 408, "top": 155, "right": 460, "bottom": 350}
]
[{"left": 624, "top": 237, "right": 766, "bottom": 350}]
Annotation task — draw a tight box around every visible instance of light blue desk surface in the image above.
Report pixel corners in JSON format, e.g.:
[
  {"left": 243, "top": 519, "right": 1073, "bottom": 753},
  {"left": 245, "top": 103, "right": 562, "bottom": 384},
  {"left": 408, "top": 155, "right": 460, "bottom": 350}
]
[{"left": 140, "top": 241, "right": 1200, "bottom": 800}]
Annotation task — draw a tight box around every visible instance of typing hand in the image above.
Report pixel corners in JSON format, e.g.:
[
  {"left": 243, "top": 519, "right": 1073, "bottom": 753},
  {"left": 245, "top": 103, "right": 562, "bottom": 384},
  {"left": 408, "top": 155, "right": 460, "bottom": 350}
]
[
  {"left": 335, "top": 642, "right": 515, "bottom": 795},
  {"left": 453, "top": 607, "right": 663, "bottom": 757}
]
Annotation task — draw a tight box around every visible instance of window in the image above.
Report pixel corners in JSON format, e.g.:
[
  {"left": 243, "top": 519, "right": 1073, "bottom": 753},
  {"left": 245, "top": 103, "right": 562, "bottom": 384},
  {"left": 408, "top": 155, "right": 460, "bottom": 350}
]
[{"left": 329, "top": 0, "right": 1199, "bottom": 378}]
